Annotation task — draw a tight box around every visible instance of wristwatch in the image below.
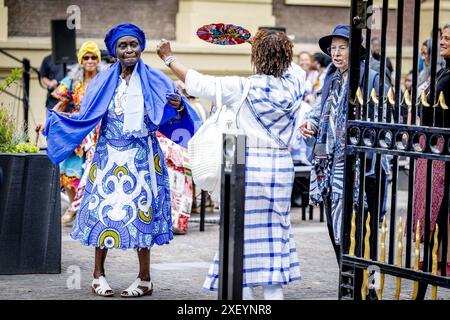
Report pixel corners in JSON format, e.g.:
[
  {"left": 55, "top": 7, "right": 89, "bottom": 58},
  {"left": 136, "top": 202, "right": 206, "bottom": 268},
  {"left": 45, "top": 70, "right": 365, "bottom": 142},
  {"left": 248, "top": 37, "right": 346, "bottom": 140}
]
[{"left": 164, "top": 56, "right": 177, "bottom": 67}]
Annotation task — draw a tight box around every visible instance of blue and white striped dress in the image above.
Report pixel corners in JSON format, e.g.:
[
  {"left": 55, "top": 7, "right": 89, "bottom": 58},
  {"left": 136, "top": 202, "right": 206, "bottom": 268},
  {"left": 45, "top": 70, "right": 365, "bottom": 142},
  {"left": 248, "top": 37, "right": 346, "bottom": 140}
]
[{"left": 185, "top": 65, "right": 305, "bottom": 289}]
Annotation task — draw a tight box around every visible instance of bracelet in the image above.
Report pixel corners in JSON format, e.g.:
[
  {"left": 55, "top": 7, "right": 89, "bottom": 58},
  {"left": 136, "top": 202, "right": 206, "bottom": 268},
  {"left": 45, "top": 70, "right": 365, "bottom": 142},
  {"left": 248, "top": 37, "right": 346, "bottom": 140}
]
[{"left": 164, "top": 56, "right": 177, "bottom": 67}]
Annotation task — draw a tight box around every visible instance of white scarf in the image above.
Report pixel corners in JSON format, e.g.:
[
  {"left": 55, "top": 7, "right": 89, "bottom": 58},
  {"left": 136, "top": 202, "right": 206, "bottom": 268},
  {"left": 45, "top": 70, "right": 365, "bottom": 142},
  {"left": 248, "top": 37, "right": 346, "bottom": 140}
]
[
  {"left": 120, "top": 61, "right": 146, "bottom": 137},
  {"left": 115, "top": 62, "right": 158, "bottom": 198}
]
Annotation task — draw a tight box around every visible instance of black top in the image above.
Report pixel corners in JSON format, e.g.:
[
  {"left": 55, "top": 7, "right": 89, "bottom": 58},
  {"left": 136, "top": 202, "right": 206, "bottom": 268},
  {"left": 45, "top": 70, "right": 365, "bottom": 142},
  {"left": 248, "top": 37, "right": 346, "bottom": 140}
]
[
  {"left": 39, "top": 54, "right": 65, "bottom": 109},
  {"left": 422, "top": 58, "right": 450, "bottom": 128}
]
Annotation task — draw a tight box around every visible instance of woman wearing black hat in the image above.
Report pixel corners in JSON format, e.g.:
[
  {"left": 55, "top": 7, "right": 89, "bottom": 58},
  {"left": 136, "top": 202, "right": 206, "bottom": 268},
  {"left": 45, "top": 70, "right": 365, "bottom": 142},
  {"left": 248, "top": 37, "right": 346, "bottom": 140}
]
[{"left": 300, "top": 24, "right": 388, "bottom": 264}]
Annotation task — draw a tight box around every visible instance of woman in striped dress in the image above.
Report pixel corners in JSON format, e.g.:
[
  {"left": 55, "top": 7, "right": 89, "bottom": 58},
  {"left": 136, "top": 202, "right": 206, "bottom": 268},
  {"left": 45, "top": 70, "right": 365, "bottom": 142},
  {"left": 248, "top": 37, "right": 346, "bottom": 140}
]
[{"left": 156, "top": 30, "right": 305, "bottom": 300}]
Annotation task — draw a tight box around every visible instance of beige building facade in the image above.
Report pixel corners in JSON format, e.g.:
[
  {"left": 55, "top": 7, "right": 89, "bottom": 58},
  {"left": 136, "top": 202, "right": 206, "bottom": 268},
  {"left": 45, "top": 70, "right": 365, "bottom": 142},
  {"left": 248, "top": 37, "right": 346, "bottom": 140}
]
[{"left": 0, "top": 0, "right": 449, "bottom": 142}]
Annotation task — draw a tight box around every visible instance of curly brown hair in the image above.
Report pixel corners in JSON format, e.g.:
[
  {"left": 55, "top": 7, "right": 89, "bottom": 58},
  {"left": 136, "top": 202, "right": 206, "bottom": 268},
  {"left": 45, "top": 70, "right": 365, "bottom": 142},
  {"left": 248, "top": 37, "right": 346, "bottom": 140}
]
[{"left": 251, "top": 30, "right": 293, "bottom": 78}]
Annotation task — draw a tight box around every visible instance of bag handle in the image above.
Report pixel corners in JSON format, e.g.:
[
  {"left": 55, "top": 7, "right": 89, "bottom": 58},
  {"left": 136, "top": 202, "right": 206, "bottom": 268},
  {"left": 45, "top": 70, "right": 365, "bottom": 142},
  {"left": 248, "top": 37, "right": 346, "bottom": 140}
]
[
  {"left": 235, "top": 79, "right": 251, "bottom": 129},
  {"left": 213, "top": 77, "right": 250, "bottom": 129},
  {"left": 210, "top": 79, "right": 226, "bottom": 125},
  {"left": 215, "top": 78, "right": 222, "bottom": 109}
]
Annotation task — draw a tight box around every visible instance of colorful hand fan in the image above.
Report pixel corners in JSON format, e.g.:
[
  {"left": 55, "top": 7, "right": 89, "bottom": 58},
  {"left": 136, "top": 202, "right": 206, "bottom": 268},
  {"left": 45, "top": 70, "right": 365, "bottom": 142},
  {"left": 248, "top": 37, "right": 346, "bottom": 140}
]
[{"left": 196, "top": 23, "right": 251, "bottom": 45}]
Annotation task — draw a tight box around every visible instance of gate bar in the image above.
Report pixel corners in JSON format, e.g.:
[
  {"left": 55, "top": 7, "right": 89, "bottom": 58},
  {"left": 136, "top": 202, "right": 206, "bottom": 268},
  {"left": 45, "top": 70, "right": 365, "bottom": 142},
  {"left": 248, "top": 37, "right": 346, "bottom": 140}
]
[
  {"left": 339, "top": 0, "right": 364, "bottom": 300},
  {"left": 423, "top": 0, "right": 441, "bottom": 276},
  {"left": 389, "top": 0, "right": 404, "bottom": 267},
  {"left": 369, "top": 0, "right": 390, "bottom": 262},
  {"left": 405, "top": 0, "right": 422, "bottom": 271}
]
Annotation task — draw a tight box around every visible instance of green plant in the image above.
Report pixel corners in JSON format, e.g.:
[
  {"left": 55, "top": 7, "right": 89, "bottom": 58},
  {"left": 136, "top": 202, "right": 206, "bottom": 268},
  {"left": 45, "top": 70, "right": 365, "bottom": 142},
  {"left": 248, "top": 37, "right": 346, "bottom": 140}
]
[
  {"left": 0, "top": 107, "right": 15, "bottom": 152},
  {"left": 0, "top": 68, "right": 21, "bottom": 94},
  {"left": 0, "top": 107, "right": 38, "bottom": 153}
]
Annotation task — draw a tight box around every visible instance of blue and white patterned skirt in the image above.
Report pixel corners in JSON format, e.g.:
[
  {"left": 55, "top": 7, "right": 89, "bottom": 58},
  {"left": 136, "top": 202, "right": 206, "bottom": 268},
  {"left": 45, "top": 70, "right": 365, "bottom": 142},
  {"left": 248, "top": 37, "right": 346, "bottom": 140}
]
[{"left": 203, "top": 147, "right": 301, "bottom": 290}]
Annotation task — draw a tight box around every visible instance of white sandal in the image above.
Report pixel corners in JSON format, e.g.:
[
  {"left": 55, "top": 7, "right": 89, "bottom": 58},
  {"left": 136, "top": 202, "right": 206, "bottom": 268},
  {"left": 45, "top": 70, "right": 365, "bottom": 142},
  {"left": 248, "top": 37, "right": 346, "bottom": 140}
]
[
  {"left": 121, "top": 278, "right": 153, "bottom": 298},
  {"left": 91, "top": 276, "right": 114, "bottom": 297}
]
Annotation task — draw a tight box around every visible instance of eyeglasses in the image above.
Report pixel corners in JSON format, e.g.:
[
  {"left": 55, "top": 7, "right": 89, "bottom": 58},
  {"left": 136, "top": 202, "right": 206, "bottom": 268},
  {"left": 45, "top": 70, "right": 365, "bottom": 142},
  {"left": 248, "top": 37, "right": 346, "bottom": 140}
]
[
  {"left": 327, "top": 46, "right": 349, "bottom": 54},
  {"left": 82, "top": 55, "right": 98, "bottom": 61}
]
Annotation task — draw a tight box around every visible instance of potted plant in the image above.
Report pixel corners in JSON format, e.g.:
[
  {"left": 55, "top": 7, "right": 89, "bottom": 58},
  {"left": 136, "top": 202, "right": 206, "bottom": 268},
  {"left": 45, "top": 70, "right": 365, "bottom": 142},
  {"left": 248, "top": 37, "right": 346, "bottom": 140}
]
[{"left": 0, "top": 69, "right": 61, "bottom": 274}]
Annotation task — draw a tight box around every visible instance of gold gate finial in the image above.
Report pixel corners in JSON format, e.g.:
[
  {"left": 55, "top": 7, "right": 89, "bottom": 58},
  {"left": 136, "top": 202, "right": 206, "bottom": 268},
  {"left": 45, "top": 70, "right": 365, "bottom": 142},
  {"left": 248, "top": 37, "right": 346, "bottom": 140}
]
[
  {"left": 387, "top": 87, "right": 395, "bottom": 105},
  {"left": 370, "top": 88, "right": 379, "bottom": 104},
  {"left": 438, "top": 92, "right": 448, "bottom": 110},
  {"left": 420, "top": 91, "right": 430, "bottom": 107}
]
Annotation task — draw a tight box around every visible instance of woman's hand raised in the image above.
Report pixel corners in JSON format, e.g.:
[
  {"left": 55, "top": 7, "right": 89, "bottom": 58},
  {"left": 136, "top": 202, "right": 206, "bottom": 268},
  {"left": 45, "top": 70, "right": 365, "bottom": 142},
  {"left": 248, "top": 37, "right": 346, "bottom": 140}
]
[
  {"left": 156, "top": 39, "right": 189, "bottom": 83},
  {"left": 156, "top": 39, "right": 173, "bottom": 61}
]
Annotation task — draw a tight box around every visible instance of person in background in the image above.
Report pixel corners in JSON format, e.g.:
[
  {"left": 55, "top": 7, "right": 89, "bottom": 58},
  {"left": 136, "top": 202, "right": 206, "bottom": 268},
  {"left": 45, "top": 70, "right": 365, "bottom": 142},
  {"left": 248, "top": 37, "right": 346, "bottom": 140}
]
[
  {"left": 51, "top": 41, "right": 104, "bottom": 225},
  {"left": 404, "top": 70, "right": 413, "bottom": 94},
  {"left": 311, "top": 52, "right": 332, "bottom": 101},
  {"left": 39, "top": 54, "right": 66, "bottom": 109},
  {"left": 418, "top": 40, "right": 432, "bottom": 93},
  {"left": 299, "top": 51, "right": 319, "bottom": 104},
  {"left": 100, "top": 49, "right": 116, "bottom": 65},
  {"left": 370, "top": 36, "right": 394, "bottom": 87},
  {"left": 412, "top": 23, "right": 450, "bottom": 275},
  {"left": 418, "top": 37, "right": 446, "bottom": 98},
  {"left": 401, "top": 70, "right": 413, "bottom": 124},
  {"left": 156, "top": 131, "right": 194, "bottom": 235},
  {"left": 366, "top": 36, "right": 393, "bottom": 226}
]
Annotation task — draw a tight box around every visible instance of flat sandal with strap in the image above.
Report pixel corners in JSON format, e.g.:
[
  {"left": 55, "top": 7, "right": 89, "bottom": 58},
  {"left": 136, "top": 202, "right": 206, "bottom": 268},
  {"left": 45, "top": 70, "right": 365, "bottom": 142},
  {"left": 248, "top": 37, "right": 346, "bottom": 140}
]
[
  {"left": 91, "top": 276, "right": 114, "bottom": 297},
  {"left": 121, "top": 278, "right": 153, "bottom": 298}
]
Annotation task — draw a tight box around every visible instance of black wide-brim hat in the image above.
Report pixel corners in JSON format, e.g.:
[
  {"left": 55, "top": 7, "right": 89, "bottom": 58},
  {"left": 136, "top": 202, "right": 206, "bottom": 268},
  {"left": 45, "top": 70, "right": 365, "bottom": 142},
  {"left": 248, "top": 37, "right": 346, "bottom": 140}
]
[{"left": 319, "top": 24, "right": 366, "bottom": 58}]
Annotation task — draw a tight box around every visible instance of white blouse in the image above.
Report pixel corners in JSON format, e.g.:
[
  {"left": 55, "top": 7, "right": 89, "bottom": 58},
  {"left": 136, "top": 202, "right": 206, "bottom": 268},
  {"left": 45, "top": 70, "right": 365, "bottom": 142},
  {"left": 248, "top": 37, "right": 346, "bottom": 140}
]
[{"left": 185, "top": 69, "right": 303, "bottom": 149}]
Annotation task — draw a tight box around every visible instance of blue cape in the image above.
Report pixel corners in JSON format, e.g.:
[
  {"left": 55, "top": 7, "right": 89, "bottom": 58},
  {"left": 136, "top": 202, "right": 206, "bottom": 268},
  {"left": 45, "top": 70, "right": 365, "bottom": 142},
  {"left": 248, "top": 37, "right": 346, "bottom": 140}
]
[{"left": 44, "top": 59, "right": 200, "bottom": 165}]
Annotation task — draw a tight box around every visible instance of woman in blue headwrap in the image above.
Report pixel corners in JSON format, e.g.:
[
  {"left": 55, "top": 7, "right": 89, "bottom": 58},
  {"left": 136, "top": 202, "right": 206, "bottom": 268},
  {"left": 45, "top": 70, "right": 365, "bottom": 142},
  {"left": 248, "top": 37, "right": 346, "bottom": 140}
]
[{"left": 44, "top": 23, "right": 200, "bottom": 297}]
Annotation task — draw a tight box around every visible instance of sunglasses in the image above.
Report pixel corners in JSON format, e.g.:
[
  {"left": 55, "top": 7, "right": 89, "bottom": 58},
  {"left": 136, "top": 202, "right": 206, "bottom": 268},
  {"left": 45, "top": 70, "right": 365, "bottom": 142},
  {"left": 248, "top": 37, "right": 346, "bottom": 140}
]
[{"left": 82, "top": 55, "right": 98, "bottom": 61}]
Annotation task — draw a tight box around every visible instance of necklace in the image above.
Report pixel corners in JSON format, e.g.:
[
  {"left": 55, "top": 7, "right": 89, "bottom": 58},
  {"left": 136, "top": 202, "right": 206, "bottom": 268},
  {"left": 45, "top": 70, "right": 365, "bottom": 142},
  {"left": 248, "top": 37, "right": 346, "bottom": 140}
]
[
  {"left": 114, "top": 78, "right": 127, "bottom": 115},
  {"left": 114, "top": 100, "right": 124, "bottom": 116}
]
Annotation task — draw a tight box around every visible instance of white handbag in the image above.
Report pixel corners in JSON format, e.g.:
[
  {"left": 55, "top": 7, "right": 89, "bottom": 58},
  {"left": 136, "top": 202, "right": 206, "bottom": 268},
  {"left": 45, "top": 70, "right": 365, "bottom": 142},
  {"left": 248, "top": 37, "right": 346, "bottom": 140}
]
[{"left": 188, "top": 79, "right": 249, "bottom": 201}]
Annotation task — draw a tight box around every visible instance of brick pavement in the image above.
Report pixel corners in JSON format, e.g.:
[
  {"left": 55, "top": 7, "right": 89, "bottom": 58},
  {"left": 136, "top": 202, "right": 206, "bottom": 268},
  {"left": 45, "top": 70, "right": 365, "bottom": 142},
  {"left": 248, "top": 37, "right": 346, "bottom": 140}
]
[
  {"left": 0, "top": 207, "right": 339, "bottom": 300},
  {"left": 0, "top": 191, "right": 449, "bottom": 300}
]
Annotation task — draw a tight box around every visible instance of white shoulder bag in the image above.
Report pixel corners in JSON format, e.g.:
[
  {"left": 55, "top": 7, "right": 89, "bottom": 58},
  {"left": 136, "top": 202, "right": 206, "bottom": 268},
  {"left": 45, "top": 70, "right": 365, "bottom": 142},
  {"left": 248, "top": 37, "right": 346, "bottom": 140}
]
[{"left": 188, "top": 79, "right": 250, "bottom": 201}]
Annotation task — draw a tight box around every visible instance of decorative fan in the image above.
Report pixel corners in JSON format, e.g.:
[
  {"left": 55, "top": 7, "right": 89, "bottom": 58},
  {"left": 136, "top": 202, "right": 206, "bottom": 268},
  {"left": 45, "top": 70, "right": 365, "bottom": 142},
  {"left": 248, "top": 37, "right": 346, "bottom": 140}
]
[{"left": 196, "top": 23, "right": 251, "bottom": 45}]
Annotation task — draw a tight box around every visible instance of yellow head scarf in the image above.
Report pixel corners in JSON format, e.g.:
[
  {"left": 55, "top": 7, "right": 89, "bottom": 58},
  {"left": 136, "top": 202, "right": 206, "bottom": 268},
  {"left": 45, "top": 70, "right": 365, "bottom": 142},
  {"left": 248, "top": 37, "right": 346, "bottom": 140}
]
[{"left": 77, "top": 41, "right": 101, "bottom": 64}]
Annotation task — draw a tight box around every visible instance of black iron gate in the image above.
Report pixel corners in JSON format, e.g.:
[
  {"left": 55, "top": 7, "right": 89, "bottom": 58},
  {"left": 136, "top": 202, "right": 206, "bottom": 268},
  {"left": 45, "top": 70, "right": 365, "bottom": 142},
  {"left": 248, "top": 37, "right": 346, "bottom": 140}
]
[{"left": 340, "top": 0, "right": 450, "bottom": 300}]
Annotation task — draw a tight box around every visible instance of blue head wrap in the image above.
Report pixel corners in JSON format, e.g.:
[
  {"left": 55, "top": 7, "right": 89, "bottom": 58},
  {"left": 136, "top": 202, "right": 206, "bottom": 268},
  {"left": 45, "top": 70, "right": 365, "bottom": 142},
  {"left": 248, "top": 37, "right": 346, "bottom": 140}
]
[{"left": 104, "top": 23, "right": 146, "bottom": 57}]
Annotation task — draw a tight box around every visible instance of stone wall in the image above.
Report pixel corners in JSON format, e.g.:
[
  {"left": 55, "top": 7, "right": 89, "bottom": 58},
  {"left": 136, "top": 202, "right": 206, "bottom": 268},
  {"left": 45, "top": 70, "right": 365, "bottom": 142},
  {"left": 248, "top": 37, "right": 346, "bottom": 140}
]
[
  {"left": 5, "top": 0, "right": 178, "bottom": 40},
  {"left": 273, "top": 0, "right": 416, "bottom": 46}
]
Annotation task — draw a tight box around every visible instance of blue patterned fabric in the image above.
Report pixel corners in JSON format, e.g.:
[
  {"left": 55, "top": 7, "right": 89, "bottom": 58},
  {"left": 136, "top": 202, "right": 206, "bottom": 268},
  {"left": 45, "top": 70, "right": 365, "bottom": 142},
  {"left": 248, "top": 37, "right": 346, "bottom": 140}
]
[
  {"left": 308, "top": 69, "right": 348, "bottom": 244},
  {"left": 71, "top": 89, "right": 172, "bottom": 249},
  {"left": 245, "top": 68, "right": 304, "bottom": 148},
  {"left": 306, "top": 62, "right": 389, "bottom": 244},
  {"left": 203, "top": 147, "right": 301, "bottom": 290}
]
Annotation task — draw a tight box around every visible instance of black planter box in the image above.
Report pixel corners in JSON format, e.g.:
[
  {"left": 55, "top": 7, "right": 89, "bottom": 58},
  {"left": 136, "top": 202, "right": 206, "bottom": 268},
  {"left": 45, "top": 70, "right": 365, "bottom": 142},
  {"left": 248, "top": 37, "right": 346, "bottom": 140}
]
[{"left": 0, "top": 153, "right": 61, "bottom": 274}]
